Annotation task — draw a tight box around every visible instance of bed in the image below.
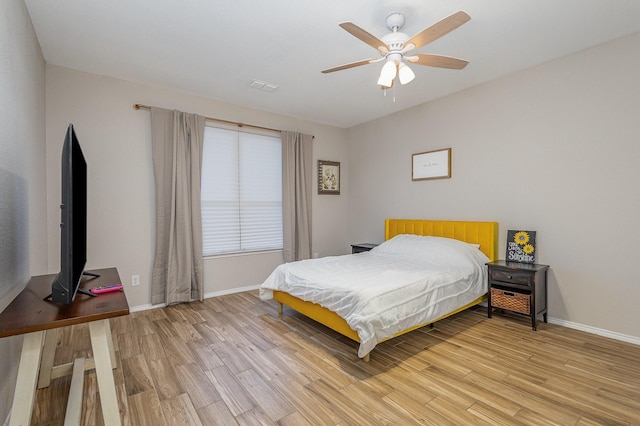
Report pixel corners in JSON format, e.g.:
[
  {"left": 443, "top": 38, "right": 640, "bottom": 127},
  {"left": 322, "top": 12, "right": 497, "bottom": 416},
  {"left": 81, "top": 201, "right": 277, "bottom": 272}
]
[{"left": 260, "top": 219, "right": 498, "bottom": 361}]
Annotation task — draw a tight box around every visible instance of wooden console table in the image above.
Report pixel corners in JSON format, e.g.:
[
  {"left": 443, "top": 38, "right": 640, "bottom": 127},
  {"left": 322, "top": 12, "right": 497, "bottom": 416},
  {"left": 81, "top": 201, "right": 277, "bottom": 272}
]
[{"left": 0, "top": 267, "right": 129, "bottom": 426}]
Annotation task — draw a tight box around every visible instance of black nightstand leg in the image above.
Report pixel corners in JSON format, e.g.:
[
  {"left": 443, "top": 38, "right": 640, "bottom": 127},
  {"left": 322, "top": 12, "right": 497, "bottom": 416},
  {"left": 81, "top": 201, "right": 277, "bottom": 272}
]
[{"left": 487, "top": 289, "right": 492, "bottom": 318}]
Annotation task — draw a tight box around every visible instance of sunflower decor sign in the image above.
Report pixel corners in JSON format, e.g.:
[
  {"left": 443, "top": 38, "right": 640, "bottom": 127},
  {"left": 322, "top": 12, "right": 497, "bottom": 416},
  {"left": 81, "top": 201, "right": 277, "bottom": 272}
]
[{"left": 506, "top": 230, "right": 536, "bottom": 263}]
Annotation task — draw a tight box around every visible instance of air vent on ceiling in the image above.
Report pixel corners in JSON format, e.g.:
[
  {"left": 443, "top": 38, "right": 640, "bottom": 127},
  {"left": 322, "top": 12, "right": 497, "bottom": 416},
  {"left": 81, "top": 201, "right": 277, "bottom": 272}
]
[{"left": 249, "top": 80, "right": 278, "bottom": 92}]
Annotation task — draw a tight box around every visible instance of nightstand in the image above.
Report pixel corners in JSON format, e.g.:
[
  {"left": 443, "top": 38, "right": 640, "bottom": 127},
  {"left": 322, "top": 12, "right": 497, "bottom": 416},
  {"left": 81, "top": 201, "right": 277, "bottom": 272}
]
[
  {"left": 486, "top": 260, "right": 549, "bottom": 330},
  {"left": 351, "top": 243, "right": 378, "bottom": 254}
]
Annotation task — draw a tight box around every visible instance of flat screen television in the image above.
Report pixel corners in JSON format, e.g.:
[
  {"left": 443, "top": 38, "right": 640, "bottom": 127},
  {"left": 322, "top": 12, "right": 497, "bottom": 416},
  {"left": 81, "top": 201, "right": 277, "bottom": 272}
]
[{"left": 48, "top": 124, "right": 96, "bottom": 304}]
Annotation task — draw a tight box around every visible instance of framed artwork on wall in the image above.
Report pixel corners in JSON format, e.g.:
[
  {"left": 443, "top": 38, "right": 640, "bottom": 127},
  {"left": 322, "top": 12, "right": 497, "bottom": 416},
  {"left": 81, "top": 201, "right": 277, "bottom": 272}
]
[
  {"left": 412, "top": 148, "right": 451, "bottom": 180},
  {"left": 318, "top": 160, "right": 340, "bottom": 195}
]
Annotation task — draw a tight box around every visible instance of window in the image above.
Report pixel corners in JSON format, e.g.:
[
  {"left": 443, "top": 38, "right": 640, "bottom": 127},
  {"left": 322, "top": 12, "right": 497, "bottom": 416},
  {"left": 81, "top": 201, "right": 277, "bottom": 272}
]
[{"left": 201, "top": 126, "right": 282, "bottom": 255}]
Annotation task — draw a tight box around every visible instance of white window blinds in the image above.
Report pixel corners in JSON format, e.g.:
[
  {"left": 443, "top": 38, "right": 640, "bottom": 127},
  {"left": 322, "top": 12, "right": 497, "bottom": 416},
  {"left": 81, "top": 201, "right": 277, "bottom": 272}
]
[{"left": 201, "top": 126, "right": 282, "bottom": 255}]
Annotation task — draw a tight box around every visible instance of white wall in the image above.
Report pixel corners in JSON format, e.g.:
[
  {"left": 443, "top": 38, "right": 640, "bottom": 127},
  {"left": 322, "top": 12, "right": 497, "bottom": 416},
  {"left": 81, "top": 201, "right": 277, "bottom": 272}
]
[
  {"left": 348, "top": 32, "right": 640, "bottom": 340},
  {"left": 0, "top": 0, "right": 47, "bottom": 420},
  {"left": 45, "top": 66, "right": 350, "bottom": 308}
]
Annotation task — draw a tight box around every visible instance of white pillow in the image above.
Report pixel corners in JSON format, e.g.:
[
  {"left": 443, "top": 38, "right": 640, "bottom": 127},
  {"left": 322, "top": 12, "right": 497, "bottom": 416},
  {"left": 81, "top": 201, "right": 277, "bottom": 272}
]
[{"left": 371, "top": 234, "right": 481, "bottom": 256}]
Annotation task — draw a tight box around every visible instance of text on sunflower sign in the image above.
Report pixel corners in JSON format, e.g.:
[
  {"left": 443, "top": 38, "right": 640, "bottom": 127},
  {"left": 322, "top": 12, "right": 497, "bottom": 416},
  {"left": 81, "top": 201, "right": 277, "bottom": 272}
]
[{"left": 506, "top": 230, "right": 536, "bottom": 264}]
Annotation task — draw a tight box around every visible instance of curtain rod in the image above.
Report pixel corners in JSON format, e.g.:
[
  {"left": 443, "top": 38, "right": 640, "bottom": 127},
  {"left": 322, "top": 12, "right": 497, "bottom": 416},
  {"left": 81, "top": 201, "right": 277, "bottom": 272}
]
[{"left": 134, "top": 103, "right": 283, "bottom": 134}]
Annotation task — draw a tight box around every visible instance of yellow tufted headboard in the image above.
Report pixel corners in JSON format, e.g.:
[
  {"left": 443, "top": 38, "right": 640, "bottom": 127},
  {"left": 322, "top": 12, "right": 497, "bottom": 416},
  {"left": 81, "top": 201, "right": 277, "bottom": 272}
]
[{"left": 385, "top": 219, "right": 499, "bottom": 261}]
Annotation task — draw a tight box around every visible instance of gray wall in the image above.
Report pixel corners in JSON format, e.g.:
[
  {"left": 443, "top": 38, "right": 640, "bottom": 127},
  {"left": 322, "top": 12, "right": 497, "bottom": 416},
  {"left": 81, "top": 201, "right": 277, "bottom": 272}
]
[
  {"left": 348, "top": 32, "right": 640, "bottom": 341},
  {"left": 0, "top": 0, "right": 47, "bottom": 421}
]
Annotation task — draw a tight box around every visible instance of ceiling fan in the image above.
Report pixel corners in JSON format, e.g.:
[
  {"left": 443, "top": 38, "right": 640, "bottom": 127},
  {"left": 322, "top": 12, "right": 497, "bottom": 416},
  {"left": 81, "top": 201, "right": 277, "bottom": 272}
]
[{"left": 321, "top": 11, "right": 471, "bottom": 88}]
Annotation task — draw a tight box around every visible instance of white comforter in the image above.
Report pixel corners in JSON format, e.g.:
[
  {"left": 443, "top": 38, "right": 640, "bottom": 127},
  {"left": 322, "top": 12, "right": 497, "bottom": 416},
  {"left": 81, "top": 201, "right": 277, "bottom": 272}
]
[{"left": 259, "top": 234, "right": 489, "bottom": 358}]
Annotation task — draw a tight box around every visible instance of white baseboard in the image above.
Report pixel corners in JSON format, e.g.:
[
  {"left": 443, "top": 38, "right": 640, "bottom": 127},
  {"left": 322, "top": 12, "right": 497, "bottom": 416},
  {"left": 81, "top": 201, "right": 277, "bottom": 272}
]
[
  {"left": 547, "top": 316, "right": 640, "bottom": 346},
  {"left": 129, "top": 284, "right": 262, "bottom": 313},
  {"left": 203, "top": 284, "right": 261, "bottom": 299},
  {"left": 129, "top": 303, "right": 163, "bottom": 313}
]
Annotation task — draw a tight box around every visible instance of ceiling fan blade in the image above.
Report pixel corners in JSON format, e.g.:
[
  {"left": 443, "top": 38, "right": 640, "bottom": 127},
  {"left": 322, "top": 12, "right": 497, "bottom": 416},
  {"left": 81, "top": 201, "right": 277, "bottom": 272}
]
[
  {"left": 339, "top": 22, "right": 388, "bottom": 54},
  {"left": 407, "top": 53, "right": 469, "bottom": 70},
  {"left": 404, "top": 11, "right": 470, "bottom": 50},
  {"left": 321, "top": 59, "right": 376, "bottom": 74}
]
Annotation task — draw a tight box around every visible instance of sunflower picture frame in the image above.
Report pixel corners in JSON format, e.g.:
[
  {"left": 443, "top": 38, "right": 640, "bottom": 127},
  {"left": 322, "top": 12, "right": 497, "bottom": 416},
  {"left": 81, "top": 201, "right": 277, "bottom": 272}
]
[
  {"left": 318, "top": 160, "right": 340, "bottom": 195},
  {"left": 506, "top": 230, "right": 537, "bottom": 263}
]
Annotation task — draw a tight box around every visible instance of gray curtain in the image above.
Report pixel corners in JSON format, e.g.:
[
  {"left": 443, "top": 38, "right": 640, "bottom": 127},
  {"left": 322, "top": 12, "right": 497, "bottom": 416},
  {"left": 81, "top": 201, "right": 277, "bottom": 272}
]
[
  {"left": 150, "top": 107, "right": 205, "bottom": 305},
  {"left": 282, "top": 131, "right": 313, "bottom": 262}
]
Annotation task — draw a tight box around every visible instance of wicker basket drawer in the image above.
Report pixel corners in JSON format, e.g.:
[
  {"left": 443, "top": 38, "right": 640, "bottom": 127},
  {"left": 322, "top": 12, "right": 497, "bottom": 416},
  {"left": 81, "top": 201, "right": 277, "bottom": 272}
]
[{"left": 491, "top": 288, "right": 530, "bottom": 315}]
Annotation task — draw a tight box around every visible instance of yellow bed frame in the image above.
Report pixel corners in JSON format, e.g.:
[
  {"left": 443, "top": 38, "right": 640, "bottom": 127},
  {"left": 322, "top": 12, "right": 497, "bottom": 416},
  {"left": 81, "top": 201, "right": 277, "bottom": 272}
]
[{"left": 273, "top": 219, "right": 499, "bottom": 361}]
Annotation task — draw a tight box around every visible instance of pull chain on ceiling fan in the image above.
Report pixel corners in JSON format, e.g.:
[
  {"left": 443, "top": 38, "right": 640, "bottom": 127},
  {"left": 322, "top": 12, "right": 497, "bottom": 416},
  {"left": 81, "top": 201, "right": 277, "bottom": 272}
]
[{"left": 322, "top": 11, "right": 471, "bottom": 89}]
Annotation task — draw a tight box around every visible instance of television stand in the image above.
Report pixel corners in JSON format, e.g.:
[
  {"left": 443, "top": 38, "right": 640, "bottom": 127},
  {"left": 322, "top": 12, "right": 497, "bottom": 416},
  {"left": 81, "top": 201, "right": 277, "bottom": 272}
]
[
  {"left": 0, "top": 268, "right": 129, "bottom": 426},
  {"left": 42, "top": 271, "right": 100, "bottom": 301},
  {"left": 76, "top": 271, "right": 101, "bottom": 297},
  {"left": 76, "top": 288, "right": 97, "bottom": 297}
]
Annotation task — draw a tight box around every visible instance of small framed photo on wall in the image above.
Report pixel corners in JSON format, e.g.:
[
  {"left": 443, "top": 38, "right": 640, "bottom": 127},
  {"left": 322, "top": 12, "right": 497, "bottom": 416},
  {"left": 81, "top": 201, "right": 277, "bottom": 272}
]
[
  {"left": 318, "top": 160, "right": 340, "bottom": 195},
  {"left": 412, "top": 148, "right": 451, "bottom": 181}
]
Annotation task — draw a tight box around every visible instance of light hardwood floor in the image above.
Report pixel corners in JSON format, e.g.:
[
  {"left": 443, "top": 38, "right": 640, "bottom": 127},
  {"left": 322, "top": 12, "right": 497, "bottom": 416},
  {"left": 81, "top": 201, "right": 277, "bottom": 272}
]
[{"left": 31, "top": 290, "right": 640, "bottom": 425}]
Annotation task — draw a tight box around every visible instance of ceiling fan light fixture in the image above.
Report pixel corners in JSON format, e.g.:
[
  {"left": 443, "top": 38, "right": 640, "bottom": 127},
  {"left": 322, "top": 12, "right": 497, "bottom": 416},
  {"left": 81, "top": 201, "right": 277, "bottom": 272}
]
[
  {"left": 377, "top": 60, "right": 397, "bottom": 87},
  {"left": 398, "top": 62, "right": 415, "bottom": 84},
  {"left": 377, "top": 79, "right": 393, "bottom": 89},
  {"left": 377, "top": 74, "right": 393, "bottom": 88},
  {"left": 380, "top": 60, "right": 397, "bottom": 79}
]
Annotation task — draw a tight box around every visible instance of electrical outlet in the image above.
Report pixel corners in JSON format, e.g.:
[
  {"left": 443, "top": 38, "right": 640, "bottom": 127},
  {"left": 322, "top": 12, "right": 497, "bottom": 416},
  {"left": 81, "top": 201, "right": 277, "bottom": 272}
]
[
  {"left": 131, "top": 274, "right": 140, "bottom": 286},
  {"left": 313, "top": 252, "right": 319, "bottom": 259}
]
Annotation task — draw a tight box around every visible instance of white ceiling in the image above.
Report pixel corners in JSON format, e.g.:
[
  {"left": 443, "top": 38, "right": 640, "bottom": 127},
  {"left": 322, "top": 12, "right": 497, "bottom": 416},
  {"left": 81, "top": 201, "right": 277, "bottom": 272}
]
[{"left": 24, "top": 0, "right": 640, "bottom": 128}]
